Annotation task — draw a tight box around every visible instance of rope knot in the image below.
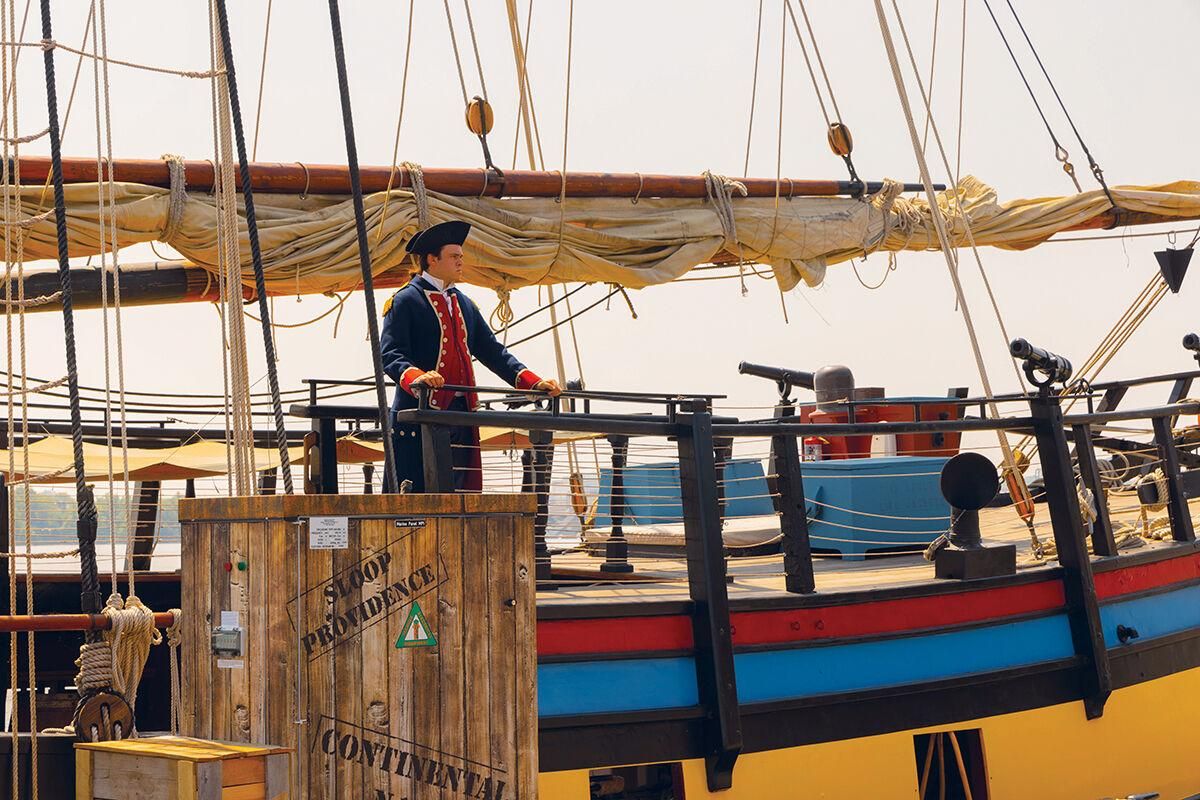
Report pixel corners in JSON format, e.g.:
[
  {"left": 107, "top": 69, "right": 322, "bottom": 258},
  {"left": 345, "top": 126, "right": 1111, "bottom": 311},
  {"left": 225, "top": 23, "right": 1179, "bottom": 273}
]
[
  {"left": 160, "top": 153, "right": 188, "bottom": 244},
  {"left": 400, "top": 161, "right": 431, "bottom": 231},
  {"left": 703, "top": 170, "right": 750, "bottom": 295}
]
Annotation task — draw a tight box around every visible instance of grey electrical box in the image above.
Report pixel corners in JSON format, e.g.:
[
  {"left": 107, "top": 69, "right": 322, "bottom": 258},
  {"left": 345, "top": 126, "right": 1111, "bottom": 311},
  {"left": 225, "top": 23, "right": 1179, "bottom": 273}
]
[{"left": 211, "top": 626, "right": 244, "bottom": 657}]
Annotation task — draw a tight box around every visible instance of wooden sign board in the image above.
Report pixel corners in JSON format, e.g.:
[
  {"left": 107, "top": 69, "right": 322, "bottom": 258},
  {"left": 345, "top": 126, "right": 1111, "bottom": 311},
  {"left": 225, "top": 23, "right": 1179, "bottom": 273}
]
[{"left": 179, "top": 494, "right": 537, "bottom": 800}]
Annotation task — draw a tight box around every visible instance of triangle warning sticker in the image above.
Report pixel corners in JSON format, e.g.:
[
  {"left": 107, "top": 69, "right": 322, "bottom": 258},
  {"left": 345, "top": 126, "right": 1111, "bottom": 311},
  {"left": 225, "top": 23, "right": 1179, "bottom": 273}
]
[{"left": 395, "top": 601, "right": 437, "bottom": 648}]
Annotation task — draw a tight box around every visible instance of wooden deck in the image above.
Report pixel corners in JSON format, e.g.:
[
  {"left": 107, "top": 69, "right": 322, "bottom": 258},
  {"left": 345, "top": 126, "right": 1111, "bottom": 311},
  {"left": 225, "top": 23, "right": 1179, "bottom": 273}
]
[{"left": 538, "top": 497, "right": 1200, "bottom": 606}]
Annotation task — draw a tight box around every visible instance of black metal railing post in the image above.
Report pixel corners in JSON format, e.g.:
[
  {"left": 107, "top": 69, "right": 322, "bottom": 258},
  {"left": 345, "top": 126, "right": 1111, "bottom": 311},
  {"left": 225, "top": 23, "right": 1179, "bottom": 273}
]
[
  {"left": 362, "top": 464, "right": 375, "bottom": 495},
  {"left": 317, "top": 417, "right": 339, "bottom": 495},
  {"left": 1029, "top": 390, "right": 1112, "bottom": 719},
  {"left": 714, "top": 436, "right": 734, "bottom": 582},
  {"left": 530, "top": 429, "right": 555, "bottom": 583},
  {"left": 1071, "top": 424, "right": 1118, "bottom": 557},
  {"left": 602, "top": 434, "right": 633, "bottom": 573},
  {"left": 1151, "top": 415, "right": 1196, "bottom": 542},
  {"left": 676, "top": 398, "right": 741, "bottom": 791},
  {"left": 773, "top": 431, "right": 816, "bottom": 593},
  {"left": 416, "top": 386, "right": 454, "bottom": 494}
]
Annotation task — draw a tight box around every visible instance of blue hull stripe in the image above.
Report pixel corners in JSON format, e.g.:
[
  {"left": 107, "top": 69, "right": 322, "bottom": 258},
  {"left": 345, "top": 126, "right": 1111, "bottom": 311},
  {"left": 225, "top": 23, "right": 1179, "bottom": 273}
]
[
  {"left": 1101, "top": 582, "right": 1200, "bottom": 645},
  {"left": 538, "top": 582, "right": 1200, "bottom": 718}
]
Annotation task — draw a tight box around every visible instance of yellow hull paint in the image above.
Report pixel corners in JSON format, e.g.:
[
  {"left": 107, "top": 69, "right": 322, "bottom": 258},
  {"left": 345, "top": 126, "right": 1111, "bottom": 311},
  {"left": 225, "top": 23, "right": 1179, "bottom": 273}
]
[{"left": 538, "top": 665, "right": 1200, "bottom": 799}]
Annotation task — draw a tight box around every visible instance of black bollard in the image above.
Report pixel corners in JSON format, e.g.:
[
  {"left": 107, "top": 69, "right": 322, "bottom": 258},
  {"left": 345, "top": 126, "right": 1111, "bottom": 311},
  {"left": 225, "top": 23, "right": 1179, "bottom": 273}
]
[{"left": 933, "top": 452, "right": 1016, "bottom": 579}]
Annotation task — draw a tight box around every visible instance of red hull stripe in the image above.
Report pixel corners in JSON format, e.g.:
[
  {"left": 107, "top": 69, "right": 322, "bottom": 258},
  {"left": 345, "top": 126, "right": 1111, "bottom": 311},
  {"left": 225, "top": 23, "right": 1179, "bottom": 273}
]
[
  {"left": 537, "top": 550, "right": 1200, "bottom": 658},
  {"left": 1094, "top": 550, "right": 1200, "bottom": 598}
]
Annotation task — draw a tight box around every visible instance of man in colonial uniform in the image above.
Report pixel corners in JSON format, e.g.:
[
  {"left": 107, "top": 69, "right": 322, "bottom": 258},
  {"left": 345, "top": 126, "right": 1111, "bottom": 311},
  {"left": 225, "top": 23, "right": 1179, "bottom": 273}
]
[{"left": 380, "top": 220, "right": 561, "bottom": 492}]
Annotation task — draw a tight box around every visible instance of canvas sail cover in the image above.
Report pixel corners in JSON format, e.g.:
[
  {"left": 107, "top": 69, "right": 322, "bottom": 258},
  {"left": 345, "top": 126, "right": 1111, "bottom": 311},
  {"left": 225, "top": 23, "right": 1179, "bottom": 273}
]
[{"left": 6, "top": 176, "right": 1200, "bottom": 295}]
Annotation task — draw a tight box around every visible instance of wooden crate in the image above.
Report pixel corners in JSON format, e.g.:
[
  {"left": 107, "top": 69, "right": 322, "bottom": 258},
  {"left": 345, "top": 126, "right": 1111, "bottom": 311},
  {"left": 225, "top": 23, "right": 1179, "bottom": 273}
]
[
  {"left": 178, "top": 493, "right": 538, "bottom": 800},
  {"left": 74, "top": 736, "right": 290, "bottom": 800}
]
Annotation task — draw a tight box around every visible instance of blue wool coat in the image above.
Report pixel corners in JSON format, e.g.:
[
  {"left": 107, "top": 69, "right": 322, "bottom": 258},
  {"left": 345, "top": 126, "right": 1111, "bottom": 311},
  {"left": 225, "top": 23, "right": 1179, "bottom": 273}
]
[{"left": 380, "top": 274, "right": 538, "bottom": 490}]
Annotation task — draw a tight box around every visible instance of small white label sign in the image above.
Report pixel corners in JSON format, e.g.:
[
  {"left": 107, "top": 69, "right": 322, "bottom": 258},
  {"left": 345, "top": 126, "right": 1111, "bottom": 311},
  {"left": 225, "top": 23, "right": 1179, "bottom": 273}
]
[
  {"left": 220, "top": 610, "right": 241, "bottom": 628},
  {"left": 309, "top": 516, "right": 349, "bottom": 549},
  {"left": 217, "top": 659, "right": 244, "bottom": 670}
]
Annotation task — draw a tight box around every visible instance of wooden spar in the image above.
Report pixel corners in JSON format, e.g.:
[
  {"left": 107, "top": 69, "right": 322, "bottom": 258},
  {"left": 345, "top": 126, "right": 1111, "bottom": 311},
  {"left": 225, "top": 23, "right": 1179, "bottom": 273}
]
[
  {"left": 7, "top": 155, "right": 935, "bottom": 198},
  {"left": 0, "top": 610, "right": 176, "bottom": 632}
]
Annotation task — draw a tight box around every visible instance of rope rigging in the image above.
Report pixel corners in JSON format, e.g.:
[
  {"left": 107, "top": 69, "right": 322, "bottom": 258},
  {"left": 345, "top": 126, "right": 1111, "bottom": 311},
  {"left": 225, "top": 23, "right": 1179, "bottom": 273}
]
[
  {"left": 874, "top": 0, "right": 1041, "bottom": 554},
  {"left": 998, "top": 0, "right": 1114, "bottom": 207},
  {"left": 742, "top": 0, "right": 764, "bottom": 176},
  {"left": 325, "top": 0, "right": 398, "bottom": 492},
  {"left": 784, "top": 0, "right": 863, "bottom": 190},
  {"left": 213, "top": 0, "right": 294, "bottom": 495}
]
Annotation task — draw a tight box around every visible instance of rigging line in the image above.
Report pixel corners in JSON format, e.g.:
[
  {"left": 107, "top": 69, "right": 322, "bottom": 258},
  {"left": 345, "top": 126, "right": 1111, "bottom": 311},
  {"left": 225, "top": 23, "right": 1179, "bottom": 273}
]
[
  {"left": 214, "top": 0, "right": 294, "bottom": 495},
  {"left": 97, "top": 0, "right": 138, "bottom": 594},
  {"left": 507, "top": 285, "right": 618, "bottom": 348},
  {"left": 505, "top": 0, "right": 537, "bottom": 171},
  {"left": 0, "top": 0, "right": 31, "bottom": 136},
  {"left": 90, "top": 0, "right": 118, "bottom": 598},
  {"left": 250, "top": 0, "right": 272, "bottom": 161},
  {"left": 39, "top": 0, "right": 103, "bottom": 649},
  {"left": 771, "top": 0, "right": 787, "bottom": 322},
  {"left": 519, "top": 0, "right": 545, "bottom": 170},
  {"left": 460, "top": 0, "right": 489, "bottom": 102},
  {"left": 977, "top": 0, "right": 1081, "bottom": 192},
  {"left": 920, "top": 0, "right": 940, "bottom": 152},
  {"left": 373, "top": 0, "right": 414, "bottom": 247},
  {"left": 874, "top": 0, "right": 1034, "bottom": 550},
  {"left": 785, "top": 0, "right": 861, "bottom": 186},
  {"left": 244, "top": 291, "right": 348, "bottom": 328},
  {"left": 1001, "top": 0, "right": 1114, "bottom": 206},
  {"left": 441, "top": 0, "right": 471, "bottom": 106},
  {"left": 207, "top": 1, "right": 233, "bottom": 486},
  {"left": 955, "top": 0, "right": 965, "bottom": 184},
  {"left": 889, "top": 0, "right": 1025, "bottom": 393},
  {"left": 742, "top": 0, "right": 764, "bottom": 176},
  {"left": 559, "top": 284, "right": 602, "bottom": 488},
  {"left": 18, "top": 38, "right": 223, "bottom": 79},
  {"left": 793, "top": 0, "right": 844, "bottom": 124},
  {"left": 544, "top": 284, "right": 576, "bottom": 475},
  {"left": 325, "top": 0, "right": 398, "bottom": 493},
  {"left": 782, "top": 0, "right": 830, "bottom": 127},
  {"left": 2, "top": 2, "right": 29, "bottom": 792}
]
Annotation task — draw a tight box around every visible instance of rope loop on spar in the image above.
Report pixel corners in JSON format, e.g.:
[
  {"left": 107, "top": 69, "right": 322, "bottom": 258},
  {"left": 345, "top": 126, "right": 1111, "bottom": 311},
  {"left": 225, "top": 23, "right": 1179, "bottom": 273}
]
[
  {"left": 28, "top": 38, "right": 224, "bottom": 79},
  {"left": 400, "top": 161, "right": 430, "bottom": 229},
  {"left": 702, "top": 170, "right": 749, "bottom": 295},
  {"left": 159, "top": 153, "right": 187, "bottom": 244}
]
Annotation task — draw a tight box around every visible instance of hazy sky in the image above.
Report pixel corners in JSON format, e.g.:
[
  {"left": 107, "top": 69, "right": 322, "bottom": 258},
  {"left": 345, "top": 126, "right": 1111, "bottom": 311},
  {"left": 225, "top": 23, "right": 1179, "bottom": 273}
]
[{"left": 8, "top": 0, "right": 1200, "bottom": 420}]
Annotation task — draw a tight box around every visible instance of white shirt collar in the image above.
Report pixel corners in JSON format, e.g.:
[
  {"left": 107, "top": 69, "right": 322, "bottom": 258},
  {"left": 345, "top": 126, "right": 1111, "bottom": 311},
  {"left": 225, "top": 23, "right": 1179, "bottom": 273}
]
[{"left": 421, "top": 272, "right": 452, "bottom": 293}]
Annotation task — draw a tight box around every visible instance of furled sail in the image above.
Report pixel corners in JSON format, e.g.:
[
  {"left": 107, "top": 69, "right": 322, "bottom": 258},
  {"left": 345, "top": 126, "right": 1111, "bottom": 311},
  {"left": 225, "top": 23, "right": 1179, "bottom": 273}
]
[{"left": 6, "top": 175, "right": 1200, "bottom": 296}]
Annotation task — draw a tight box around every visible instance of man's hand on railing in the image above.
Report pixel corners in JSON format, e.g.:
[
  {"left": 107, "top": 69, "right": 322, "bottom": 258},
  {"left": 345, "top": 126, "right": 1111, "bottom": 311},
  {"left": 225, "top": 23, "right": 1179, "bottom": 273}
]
[
  {"left": 411, "top": 370, "right": 445, "bottom": 389},
  {"left": 533, "top": 378, "right": 564, "bottom": 397}
]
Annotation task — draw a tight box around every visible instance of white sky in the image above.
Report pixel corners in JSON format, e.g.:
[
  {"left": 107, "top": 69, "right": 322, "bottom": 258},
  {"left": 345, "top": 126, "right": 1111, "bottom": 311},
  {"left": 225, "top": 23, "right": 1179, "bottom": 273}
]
[{"left": 8, "top": 0, "right": 1200, "bottom": 420}]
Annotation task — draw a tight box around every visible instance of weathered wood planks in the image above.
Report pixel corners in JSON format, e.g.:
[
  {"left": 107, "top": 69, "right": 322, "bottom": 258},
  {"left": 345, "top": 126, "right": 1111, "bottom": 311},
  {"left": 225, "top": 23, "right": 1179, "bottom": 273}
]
[
  {"left": 179, "top": 493, "right": 537, "bottom": 800},
  {"left": 74, "top": 736, "right": 290, "bottom": 800}
]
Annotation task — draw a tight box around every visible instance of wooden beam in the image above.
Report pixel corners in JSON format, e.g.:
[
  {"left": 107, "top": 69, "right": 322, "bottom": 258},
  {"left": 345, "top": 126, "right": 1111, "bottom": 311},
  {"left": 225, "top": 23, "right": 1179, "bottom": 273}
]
[{"left": 7, "top": 155, "right": 931, "bottom": 198}]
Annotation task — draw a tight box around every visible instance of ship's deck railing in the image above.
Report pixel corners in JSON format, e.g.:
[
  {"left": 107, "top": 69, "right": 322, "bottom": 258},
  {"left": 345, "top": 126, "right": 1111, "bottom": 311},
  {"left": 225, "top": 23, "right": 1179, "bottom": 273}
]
[{"left": 289, "top": 374, "right": 1200, "bottom": 591}]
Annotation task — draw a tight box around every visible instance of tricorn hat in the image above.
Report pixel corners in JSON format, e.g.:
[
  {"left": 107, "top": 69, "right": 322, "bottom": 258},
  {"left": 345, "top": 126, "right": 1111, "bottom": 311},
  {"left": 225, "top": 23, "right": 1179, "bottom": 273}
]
[{"left": 405, "top": 220, "right": 471, "bottom": 256}]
